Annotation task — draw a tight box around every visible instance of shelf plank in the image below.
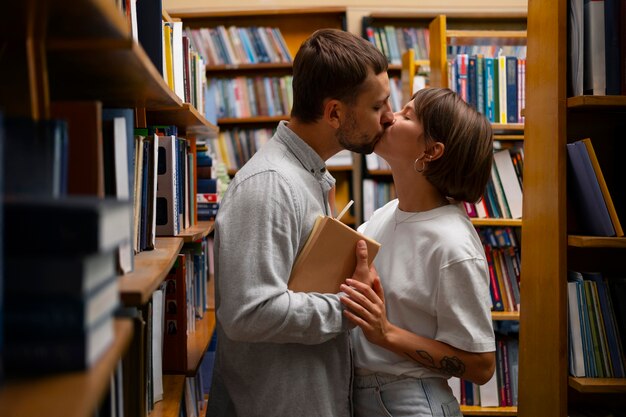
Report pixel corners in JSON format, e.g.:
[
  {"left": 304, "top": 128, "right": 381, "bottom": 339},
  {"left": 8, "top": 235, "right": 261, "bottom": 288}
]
[
  {"left": 447, "top": 30, "right": 527, "bottom": 46},
  {"left": 186, "top": 309, "right": 217, "bottom": 376},
  {"left": 206, "top": 62, "right": 292, "bottom": 72},
  {"left": 0, "top": 319, "right": 133, "bottom": 417},
  {"left": 569, "top": 377, "right": 626, "bottom": 393},
  {"left": 568, "top": 235, "right": 626, "bottom": 248},
  {"left": 460, "top": 405, "right": 518, "bottom": 416},
  {"left": 178, "top": 221, "right": 215, "bottom": 243},
  {"left": 168, "top": 6, "right": 347, "bottom": 19},
  {"left": 491, "top": 311, "right": 520, "bottom": 321},
  {"left": 119, "top": 237, "right": 184, "bottom": 306},
  {"left": 47, "top": 40, "right": 182, "bottom": 110},
  {"left": 471, "top": 218, "right": 523, "bottom": 227},
  {"left": 147, "top": 104, "right": 218, "bottom": 137},
  {"left": 3, "top": 0, "right": 129, "bottom": 40},
  {"left": 218, "top": 115, "right": 289, "bottom": 125},
  {"left": 491, "top": 123, "right": 524, "bottom": 132},
  {"left": 149, "top": 374, "right": 185, "bottom": 417},
  {"left": 494, "top": 134, "right": 524, "bottom": 141},
  {"left": 567, "top": 95, "right": 626, "bottom": 108}
]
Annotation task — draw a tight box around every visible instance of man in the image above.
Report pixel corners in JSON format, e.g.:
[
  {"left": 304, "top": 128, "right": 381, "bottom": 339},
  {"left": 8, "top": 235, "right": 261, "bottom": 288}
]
[{"left": 208, "top": 28, "right": 394, "bottom": 417}]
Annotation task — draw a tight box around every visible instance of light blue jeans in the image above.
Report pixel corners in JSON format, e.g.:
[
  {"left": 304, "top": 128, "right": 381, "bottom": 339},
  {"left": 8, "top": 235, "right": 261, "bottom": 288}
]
[{"left": 353, "top": 373, "right": 462, "bottom": 417}]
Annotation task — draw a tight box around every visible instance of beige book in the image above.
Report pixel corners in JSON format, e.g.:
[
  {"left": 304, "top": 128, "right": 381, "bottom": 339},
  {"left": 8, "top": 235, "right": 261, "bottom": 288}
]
[{"left": 288, "top": 212, "right": 381, "bottom": 294}]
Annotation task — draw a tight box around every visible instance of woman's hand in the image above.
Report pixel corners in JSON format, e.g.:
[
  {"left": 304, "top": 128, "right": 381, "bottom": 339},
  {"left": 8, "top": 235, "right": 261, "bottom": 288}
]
[{"left": 340, "top": 276, "right": 391, "bottom": 348}]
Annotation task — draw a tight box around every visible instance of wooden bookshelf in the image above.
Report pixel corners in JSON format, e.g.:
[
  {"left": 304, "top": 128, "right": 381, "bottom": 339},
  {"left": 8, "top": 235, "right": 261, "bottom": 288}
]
[
  {"left": 567, "top": 95, "right": 626, "bottom": 108},
  {"left": 492, "top": 311, "right": 520, "bottom": 321},
  {"left": 461, "top": 406, "right": 518, "bottom": 416},
  {"left": 471, "top": 218, "right": 523, "bottom": 227},
  {"left": 119, "top": 237, "right": 184, "bottom": 306},
  {"left": 0, "top": 319, "right": 133, "bottom": 417},
  {"left": 178, "top": 221, "right": 215, "bottom": 243},
  {"left": 149, "top": 374, "right": 185, "bottom": 417},
  {"left": 186, "top": 310, "right": 217, "bottom": 376},
  {"left": 217, "top": 115, "right": 290, "bottom": 125},
  {"left": 568, "top": 377, "right": 626, "bottom": 393},
  {"left": 147, "top": 104, "right": 219, "bottom": 137},
  {"left": 568, "top": 235, "right": 626, "bottom": 248},
  {"left": 206, "top": 62, "right": 293, "bottom": 72}
]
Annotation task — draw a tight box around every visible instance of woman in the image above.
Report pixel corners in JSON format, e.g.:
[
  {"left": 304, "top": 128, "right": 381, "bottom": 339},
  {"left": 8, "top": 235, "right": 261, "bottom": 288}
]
[{"left": 341, "top": 87, "right": 496, "bottom": 417}]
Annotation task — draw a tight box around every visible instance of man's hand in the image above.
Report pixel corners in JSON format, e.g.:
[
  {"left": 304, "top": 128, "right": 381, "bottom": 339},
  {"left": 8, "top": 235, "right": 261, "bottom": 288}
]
[{"left": 350, "top": 240, "right": 378, "bottom": 287}]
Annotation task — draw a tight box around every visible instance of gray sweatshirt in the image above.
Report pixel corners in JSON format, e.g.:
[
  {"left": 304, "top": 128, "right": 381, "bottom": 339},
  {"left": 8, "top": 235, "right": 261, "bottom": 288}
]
[{"left": 207, "top": 121, "right": 353, "bottom": 417}]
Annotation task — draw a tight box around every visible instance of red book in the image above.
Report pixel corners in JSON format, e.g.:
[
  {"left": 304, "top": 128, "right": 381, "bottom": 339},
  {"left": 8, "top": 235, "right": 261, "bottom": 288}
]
[{"left": 162, "top": 254, "right": 188, "bottom": 372}]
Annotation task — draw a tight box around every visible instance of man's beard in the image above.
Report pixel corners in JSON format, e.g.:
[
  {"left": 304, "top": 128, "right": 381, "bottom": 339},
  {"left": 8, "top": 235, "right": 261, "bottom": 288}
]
[{"left": 336, "top": 113, "right": 381, "bottom": 155}]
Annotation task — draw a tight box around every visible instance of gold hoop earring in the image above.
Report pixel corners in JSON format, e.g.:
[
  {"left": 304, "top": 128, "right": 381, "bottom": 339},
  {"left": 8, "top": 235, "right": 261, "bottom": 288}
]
[{"left": 414, "top": 157, "right": 426, "bottom": 173}]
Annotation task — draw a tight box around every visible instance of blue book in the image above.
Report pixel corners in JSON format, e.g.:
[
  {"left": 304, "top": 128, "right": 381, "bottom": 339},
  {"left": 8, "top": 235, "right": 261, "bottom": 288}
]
[
  {"left": 505, "top": 57, "right": 519, "bottom": 123},
  {"left": 484, "top": 57, "right": 497, "bottom": 123},
  {"left": 566, "top": 141, "right": 615, "bottom": 236},
  {"left": 4, "top": 118, "right": 68, "bottom": 198},
  {"left": 476, "top": 55, "right": 485, "bottom": 115},
  {"left": 136, "top": 0, "right": 163, "bottom": 75},
  {"left": 467, "top": 56, "right": 478, "bottom": 109}
]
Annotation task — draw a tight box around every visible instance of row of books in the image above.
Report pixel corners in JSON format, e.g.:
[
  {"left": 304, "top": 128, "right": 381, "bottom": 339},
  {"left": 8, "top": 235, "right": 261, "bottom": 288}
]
[
  {"left": 465, "top": 146, "right": 524, "bottom": 220},
  {"left": 123, "top": 0, "right": 209, "bottom": 116},
  {"left": 567, "top": 270, "right": 626, "bottom": 378},
  {"left": 210, "top": 128, "right": 273, "bottom": 171},
  {"left": 566, "top": 138, "right": 623, "bottom": 237},
  {"left": 163, "top": 244, "right": 210, "bottom": 373},
  {"left": 450, "top": 334, "right": 519, "bottom": 407},
  {"left": 189, "top": 26, "right": 293, "bottom": 67},
  {"left": 478, "top": 227, "right": 522, "bottom": 313},
  {"left": 163, "top": 21, "right": 208, "bottom": 111},
  {"left": 362, "top": 178, "right": 397, "bottom": 222},
  {"left": 447, "top": 54, "right": 526, "bottom": 124},
  {"left": 134, "top": 125, "right": 197, "bottom": 247},
  {"left": 364, "top": 25, "right": 430, "bottom": 64},
  {"left": 569, "top": 0, "right": 624, "bottom": 96},
  {"left": 212, "top": 75, "right": 293, "bottom": 119},
  {"left": 4, "top": 197, "right": 130, "bottom": 376}
]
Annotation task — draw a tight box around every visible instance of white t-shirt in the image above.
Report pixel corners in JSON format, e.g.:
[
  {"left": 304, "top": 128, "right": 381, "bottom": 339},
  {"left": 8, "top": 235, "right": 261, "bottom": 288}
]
[{"left": 352, "top": 200, "right": 496, "bottom": 379}]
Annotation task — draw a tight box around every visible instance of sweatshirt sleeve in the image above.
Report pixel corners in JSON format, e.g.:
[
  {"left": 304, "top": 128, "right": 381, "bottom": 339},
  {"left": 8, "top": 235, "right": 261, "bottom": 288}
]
[{"left": 214, "top": 170, "right": 351, "bottom": 344}]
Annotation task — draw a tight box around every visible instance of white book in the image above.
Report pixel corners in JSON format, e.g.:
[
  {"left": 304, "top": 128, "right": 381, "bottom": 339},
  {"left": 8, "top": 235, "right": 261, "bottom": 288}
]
[
  {"left": 584, "top": 0, "right": 606, "bottom": 95},
  {"left": 448, "top": 377, "right": 461, "bottom": 403},
  {"left": 570, "top": 0, "right": 584, "bottom": 96},
  {"left": 493, "top": 149, "right": 523, "bottom": 219},
  {"left": 568, "top": 281, "right": 586, "bottom": 377},
  {"left": 479, "top": 372, "right": 500, "bottom": 406},
  {"left": 152, "top": 288, "right": 165, "bottom": 403},
  {"left": 156, "top": 135, "right": 179, "bottom": 236},
  {"left": 172, "top": 21, "right": 186, "bottom": 101}
]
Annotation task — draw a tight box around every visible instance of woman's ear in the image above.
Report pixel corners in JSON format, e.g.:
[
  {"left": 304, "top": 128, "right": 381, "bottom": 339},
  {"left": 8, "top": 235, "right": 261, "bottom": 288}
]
[{"left": 427, "top": 142, "right": 445, "bottom": 161}]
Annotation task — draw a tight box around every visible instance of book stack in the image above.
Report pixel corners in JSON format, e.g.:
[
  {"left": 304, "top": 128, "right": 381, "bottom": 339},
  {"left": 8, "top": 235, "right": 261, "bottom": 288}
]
[
  {"left": 567, "top": 270, "right": 626, "bottom": 378},
  {"left": 449, "top": 331, "right": 519, "bottom": 407},
  {"left": 196, "top": 141, "right": 220, "bottom": 221},
  {"left": 447, "top": 53, "right": 527, "bottom": 124},
  {"left": 2, "top": 196, "right": 131, "bottom": 374},
  {"left": 464, "top": 145, "right": 524, "bottom": 220}
]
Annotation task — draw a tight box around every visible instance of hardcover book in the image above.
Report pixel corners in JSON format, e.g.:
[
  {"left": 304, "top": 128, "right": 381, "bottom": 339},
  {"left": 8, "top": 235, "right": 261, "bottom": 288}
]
[
  {"left": 3, "top": 196, "right": 131, "bottom": 256},
  {"left": 288, "top": 214, "right": 381, "bottom": 294},
  {"left": 566, "top": 140, "right": 615, "bottom": 236},
  {"left": 579, "top": 138, "right": 623, "bottom": 236}
]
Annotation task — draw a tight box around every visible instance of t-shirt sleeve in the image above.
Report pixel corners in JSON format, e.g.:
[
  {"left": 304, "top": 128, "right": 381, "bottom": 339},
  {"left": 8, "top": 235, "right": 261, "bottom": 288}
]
[{"left": 435, "top": 258, "right": 496, "bottom": 353}]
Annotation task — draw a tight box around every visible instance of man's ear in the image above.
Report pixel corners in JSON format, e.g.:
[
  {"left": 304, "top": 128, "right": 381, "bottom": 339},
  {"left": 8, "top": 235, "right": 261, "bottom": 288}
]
[
  {"left": 427, "top": 142, "right": 445, "bottom": 161},
  {"left": 324, "top": 99, "right": 343, "bottom": 129}
]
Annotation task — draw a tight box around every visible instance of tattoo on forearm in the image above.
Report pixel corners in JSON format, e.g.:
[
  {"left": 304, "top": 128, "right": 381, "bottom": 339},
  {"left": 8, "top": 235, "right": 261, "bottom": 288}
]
[{"left": 404, "top": 351, "right": 466, "bottom": 377}]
